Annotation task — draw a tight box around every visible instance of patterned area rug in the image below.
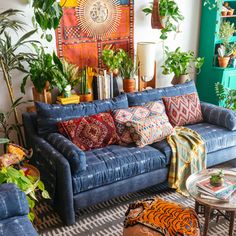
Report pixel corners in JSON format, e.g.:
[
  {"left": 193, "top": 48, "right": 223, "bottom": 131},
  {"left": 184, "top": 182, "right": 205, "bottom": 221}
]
[{"left": 35, "top": 182, "right": 234, "bottom": 236}]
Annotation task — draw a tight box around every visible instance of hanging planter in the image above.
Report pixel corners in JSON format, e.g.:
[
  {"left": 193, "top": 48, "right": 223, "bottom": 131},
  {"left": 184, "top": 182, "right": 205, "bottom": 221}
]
[{"left": 151, "top": 0, "right": 164, "bottom": 29}]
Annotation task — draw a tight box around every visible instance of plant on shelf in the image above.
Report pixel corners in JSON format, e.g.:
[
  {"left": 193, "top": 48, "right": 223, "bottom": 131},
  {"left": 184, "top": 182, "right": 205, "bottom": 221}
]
[
  {"left": 32, "top": 0, "right": 63, "bottom": 42},
  {"left": 162, "top": 47, "right": 204, "bottom": 85},
  {"left": 119, "top": 52, "right": 137, "bottom": 93},
  {"left": 0, "top": 166, "right": 50, "bottom": 222},
  {"left": 215, "top": 82, "right": 236, "bottom": 110},
  {"left": 142, "top": 0, "right": 184, "bottom": 40},
  {"left": 210, "top": 170, "right": 224, "bottom": 187},
  {"left": 21, "top": 45, "right": 68, "bottom": 96},
  {"left": 0, "top": 9, "right": 37, "bottom": 146},
  {"left": 217, "top": 21, "right": 235, "bottom": 68},
  {"left": 102, "top": 47, "right": 127, "bottom": 74}
]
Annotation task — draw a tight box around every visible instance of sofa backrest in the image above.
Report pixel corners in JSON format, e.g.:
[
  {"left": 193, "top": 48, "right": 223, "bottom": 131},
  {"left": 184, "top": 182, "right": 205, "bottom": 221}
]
[
  {"left": 127, "top": 81, "right": 197, "bottom": 106},
  {"left": 35, "top": 94, "right": 128, "bottom": 135}
]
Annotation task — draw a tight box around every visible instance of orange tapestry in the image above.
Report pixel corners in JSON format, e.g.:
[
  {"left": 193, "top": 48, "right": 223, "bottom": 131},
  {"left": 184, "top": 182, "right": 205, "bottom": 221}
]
[{"left": 56, "top": 0, "right": 134, "bottom": 68}]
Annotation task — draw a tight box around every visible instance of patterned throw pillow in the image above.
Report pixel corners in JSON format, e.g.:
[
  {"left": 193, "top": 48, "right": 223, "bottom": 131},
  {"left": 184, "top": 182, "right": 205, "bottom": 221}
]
[
  {"left": 112, "top": 101, "right": 167, "bottom": 144},
  {"left": 126, "top": 114, "right": 173, "bottom": 148},
  {"left": 57, "top": 112, "right": 119, "bottom": 151},
  {"left": 162, "top": 93, "right": 203, "bottom": 127}
]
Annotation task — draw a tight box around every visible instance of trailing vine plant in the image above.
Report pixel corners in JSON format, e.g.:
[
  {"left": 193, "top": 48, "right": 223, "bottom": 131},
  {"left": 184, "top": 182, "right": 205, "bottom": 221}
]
[{"left": 143, "top": 0, "right": 184, "bottom": 40}]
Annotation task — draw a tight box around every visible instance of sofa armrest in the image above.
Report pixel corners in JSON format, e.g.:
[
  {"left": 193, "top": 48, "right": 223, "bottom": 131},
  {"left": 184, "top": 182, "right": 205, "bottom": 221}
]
[
  {"left": 45, "top": 133, "right": 86, "bottom": 175},
  {"left": 22, "top": 112, "right": 75, "bottom": 225},
  {"left": 0, "top": 184, "right": 29, "bottom": 220},
  {"left": 201, "top": 102, "right": 236, "bottom": 130}
]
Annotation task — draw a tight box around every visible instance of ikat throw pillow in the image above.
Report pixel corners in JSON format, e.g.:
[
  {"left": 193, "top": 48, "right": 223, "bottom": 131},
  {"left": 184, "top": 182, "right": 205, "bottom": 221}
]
[
  {"left": 57, "top": 112, "right": 119, "bottom": 151},
  {"left": 126, "top": 114, "right": 174, "bottom": 148},
  {"left": 112, "top": 101, "right": 168, "bottom": 144},
  {"left": 162, "top": 92, "right": 203, "bottom": 127}
]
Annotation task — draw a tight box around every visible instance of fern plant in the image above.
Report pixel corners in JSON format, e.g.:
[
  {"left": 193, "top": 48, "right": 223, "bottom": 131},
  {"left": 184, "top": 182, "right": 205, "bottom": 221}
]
[{"left": 215, "top": 82, "right": 236, "bottom": 110}]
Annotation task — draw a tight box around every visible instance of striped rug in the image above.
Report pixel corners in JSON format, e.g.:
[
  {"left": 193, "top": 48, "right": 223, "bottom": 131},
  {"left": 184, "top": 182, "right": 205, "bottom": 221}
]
[{"left": 35, "top": 182, "right": 233, "bottom": 236}]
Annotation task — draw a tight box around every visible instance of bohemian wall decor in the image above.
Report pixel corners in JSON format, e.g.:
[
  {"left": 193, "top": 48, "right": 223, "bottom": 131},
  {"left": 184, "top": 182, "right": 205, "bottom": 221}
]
[{"left": 56, "top": 0, "right": 134, "bottom": 68}]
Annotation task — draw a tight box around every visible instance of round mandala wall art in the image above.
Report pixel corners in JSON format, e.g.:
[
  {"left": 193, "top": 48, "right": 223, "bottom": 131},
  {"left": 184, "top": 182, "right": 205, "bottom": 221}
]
[{"left": 76, "top": 0, "right": 121, "bottom": 38}]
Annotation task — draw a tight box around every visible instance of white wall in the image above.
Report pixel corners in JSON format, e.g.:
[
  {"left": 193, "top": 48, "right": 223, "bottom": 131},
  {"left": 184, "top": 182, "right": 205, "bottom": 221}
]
[{"left": 0, "top": 0, "right": 201, "bottom": 142}]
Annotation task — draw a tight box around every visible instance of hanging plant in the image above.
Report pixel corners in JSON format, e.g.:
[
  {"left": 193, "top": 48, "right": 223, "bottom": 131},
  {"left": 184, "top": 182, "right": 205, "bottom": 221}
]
[
  {"left": 143, "top": 0, "right": 184, "bottom": 40},
  {"left": 32, "top": 0, "right": 63, "bottom": 42}
]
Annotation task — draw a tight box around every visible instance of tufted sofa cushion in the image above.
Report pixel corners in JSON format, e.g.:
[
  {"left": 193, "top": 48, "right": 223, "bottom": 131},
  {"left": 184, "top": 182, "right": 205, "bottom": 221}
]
[{"left": 35, "top": 94, "right": 128, "bottom": 136}]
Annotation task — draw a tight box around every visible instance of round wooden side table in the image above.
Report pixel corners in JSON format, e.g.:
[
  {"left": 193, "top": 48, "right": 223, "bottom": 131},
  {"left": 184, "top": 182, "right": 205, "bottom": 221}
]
[{"left": 186, "top": 169, "right": 236, "bottom": 236}]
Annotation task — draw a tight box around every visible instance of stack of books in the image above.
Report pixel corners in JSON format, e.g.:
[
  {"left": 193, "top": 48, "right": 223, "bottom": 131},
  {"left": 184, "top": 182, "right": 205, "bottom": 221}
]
[{"left": 197, "top": 177, "right": 236, "bottom": 202}]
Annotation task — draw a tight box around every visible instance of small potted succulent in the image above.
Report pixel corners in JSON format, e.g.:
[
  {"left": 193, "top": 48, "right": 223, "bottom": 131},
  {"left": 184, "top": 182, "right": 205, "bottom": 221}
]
[
  {"left": 119, "top": 52, "right": 137, "bottom": 93},
  {"left": 210, "top": 170, "right": 224, "bottom": 187},
  {"left": 162, "top": 47, "right": 204, "bottom": 85}
]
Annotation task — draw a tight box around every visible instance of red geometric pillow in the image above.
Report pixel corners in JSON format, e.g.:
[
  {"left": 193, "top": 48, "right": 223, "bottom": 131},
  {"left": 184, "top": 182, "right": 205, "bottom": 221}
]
[
  {"left": 57, "top": 112, "right": 119, "bottom": 151},
  {"left": 162, "top": 92, "right": 203, "bottom": 126}
]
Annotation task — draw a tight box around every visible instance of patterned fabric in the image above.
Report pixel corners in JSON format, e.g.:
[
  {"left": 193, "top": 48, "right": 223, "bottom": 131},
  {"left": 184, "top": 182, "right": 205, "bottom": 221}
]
[
  {"left": 124, "top": 197, "right": 200, "bottom": 236},
  {"left": 127, "top": 81, "right": 197, "bottom": 107},
  {"left": 127, "top": 115, "right": 173, "bottom": 148},
  {"left": 112, "top": 101, "right": 167, "bottom": 144},
  {"left": 201, "top": 102, "right": 236, "bottom": 131},
  {"left": 58, "top": 112, "right": 119, "bottom": 151},
  {"left": 56, "top": 0, "right": 134, "bottom": 68},
  {"left": 167, "top": 127, "right": 206, "bottom": 195},
  {"left": 35, "top": 94, "right": 128, "bottom": 135},
  {"left": 46, "top": 133, "right": 86, "bottom": 174},
  {"left": 162, "top": 92, "right": 203, "bottom": 126},
  {"left": 72, "top": 145, "right": 167, "bottom": 194}
]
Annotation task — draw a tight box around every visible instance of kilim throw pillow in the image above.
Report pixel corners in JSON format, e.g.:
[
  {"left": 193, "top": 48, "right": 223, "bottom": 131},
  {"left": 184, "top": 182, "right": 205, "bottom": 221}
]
[
  {"left": 126, "top": 114, "right": 173, "bottom": 148},
  {"left": 57, "top": 112, "right": 119, "bottom": 151},
  {"left": 112, "top": 101, "right": 167, "bottom": 144},
  {"left": 162, "top": 92, "right": 203, "bottom": 127}
]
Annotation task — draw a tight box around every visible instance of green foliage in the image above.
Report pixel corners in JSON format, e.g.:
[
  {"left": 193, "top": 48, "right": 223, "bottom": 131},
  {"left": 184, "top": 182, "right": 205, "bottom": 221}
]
[
  {"left": 210, "top": 170, "right": 224, "bottom": 183},
  {"left": 219, "top": 21, "right": 235, "bottom": 47},
  {"left": 102, "top": 48, "right": 127, "bottom": 71},
  {"left": 119, "top": 52, "right": 137, "bottom": 79},
  {"left": 162, "top": 47, "right": 204, "bottom": 77},
  {"left": 215, "top": 82, "right": 236, "bottom": 110},
  {"left": 21, "top": 45, "right": 68, "bottom": 94},
  {"left": 0, "top": 138, "right": 9, "bottom": 144},
  {"left": 203, "top": 0, "right": 223, "bottom": 10},
  {"left": 32, "top": 0, "right": 63, "bottom": 42},
  {"left": 0, "top": 98, "right": 29, "bottom": 141},
  {"left": 142, "top": 0, "right": 184, "bottom": 40},
  {"left": 0, "top": 166, "right": 50, "bottom": 222}
]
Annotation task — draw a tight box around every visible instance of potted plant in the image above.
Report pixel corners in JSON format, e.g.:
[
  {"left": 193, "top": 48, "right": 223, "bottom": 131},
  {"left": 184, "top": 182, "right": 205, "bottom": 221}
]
[
  {"left": 119, "top": 52, "right": 137, "bottom": 93},
  {"left": 21, "top": 45, "right": 68, "bottom": 102},
  {"left": 210, "top": 170, "right": 224, "bottom": 187},
  {"left": 217, "top": 21, "right": 235, "bottom": 68},
  {"left": 142, "top": 0, "right": 184, "bottom": 40},
  {"left": 215, "top": 82, "right": 236, "bottom": 110},
  {"left": 162, "top": 47, "right": 204, "bottom": 85},
  {"left": 102, "top": 47, "right": 126, "bottom": 75}
]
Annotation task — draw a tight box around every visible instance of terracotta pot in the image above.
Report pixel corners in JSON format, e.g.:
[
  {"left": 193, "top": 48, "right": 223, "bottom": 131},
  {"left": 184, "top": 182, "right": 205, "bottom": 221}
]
[
  {"left": 227, "top": 9, "right": 234, "bottom": 15},
  {"left": 151, "top": 0, "right": 165, "bottom": 29},
  {"left": 80, "top": 93, "right": 93, "bottom": 102},
  {"left": 218, "top": 56, "right": 230, "bottom": 68},
  {"left": 221, "top": 11, "right": 228, "bottom": 16},
  {"left": 123, "top": 79, "right": 136, "bottom": 93},
  {"left": 171, "top": 74, "right": 190, "bottom": 85}
]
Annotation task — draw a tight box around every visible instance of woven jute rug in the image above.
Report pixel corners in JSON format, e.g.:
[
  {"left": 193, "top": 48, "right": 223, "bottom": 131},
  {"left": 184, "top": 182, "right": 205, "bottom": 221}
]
[{"left": 34, "top": 182, "right": 234, "bottom": 236}]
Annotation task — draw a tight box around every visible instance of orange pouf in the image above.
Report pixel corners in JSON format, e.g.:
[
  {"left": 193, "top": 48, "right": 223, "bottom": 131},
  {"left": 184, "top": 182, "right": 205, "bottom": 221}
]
[{"left": 123, "top": 198, "right": 200, "bottom": 236}]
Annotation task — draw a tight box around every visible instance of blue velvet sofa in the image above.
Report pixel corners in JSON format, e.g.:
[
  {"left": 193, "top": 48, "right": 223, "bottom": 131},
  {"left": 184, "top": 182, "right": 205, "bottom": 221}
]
[
  {"left": 22, "top": 81, "right": 236, "bottom": 225},
  {"left": 0, "top": 183, "right": 38, "bottom": 236}
]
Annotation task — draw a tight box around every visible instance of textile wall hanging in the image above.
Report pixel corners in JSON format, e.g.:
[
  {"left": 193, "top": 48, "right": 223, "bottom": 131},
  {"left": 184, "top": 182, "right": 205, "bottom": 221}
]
[{"left": 56, "top": 0, "right": 134, "bottom": 68}]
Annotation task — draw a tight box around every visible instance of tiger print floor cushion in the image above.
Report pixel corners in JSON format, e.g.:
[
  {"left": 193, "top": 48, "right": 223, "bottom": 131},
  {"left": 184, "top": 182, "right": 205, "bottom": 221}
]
[{"left": 123, "top": 198, "right": 200, "bottom": 236}]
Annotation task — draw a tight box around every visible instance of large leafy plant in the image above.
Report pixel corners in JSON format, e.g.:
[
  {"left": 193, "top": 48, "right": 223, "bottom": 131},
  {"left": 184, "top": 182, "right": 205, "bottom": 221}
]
[
  {"left": 0, "top": 166, "right": 50, "bottom": 222},
  {"left": 21, "top": 45, "right": 67, "bottom": 94},
  {"left": 0, "top": 9, "right": 37, "bottom": 146},
  {"left": 162, "top": 47, "right": 204, "bottom": 77},
  {"left": 143, "top": 0, "right": 184, "bottom": 40},
  {"left": 32, "top": 0, "right": 63, "bottom": 42},
  {"left": 215, "top": 82, "right": 236, "bottom": 110}
]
